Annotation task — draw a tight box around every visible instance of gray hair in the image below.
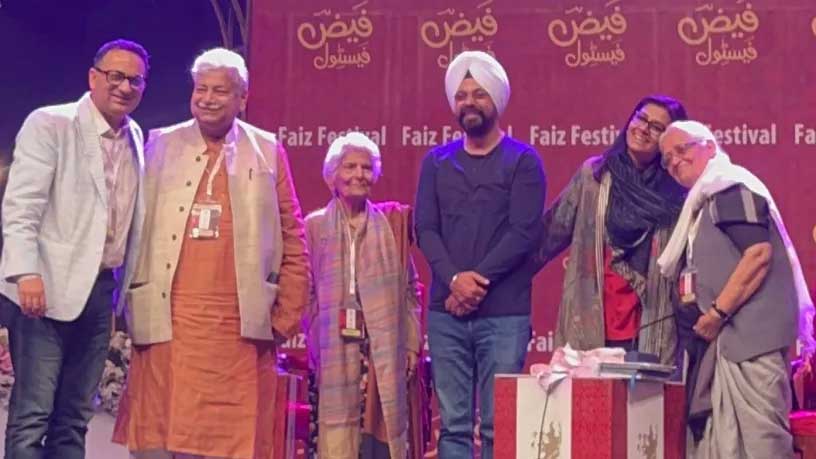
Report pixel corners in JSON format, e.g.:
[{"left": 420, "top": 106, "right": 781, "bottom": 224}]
[
  {"left": 322, "top": 132, "right": 382, "bottom": 188},
  {"left": 191, "top": 48, "right": 248, "bottom": 93}
]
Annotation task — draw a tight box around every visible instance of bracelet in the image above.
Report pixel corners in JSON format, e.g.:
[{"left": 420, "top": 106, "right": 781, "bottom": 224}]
[
  {"left": 711, "top": 301, "right": 729, "bottom": 321},
  {"left": 450, "top": 273, "right": 459, "bottom": 287}
]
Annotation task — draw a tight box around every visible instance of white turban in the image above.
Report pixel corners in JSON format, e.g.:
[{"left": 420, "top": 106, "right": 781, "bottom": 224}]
[{"left": 444, "top": 51, "right": 510, "bottom": 115}]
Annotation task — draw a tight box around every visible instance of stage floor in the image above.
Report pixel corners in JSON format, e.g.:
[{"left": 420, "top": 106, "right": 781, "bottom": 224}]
[{"left": 0, "top": 409, "right": 129, "bottom": 458}]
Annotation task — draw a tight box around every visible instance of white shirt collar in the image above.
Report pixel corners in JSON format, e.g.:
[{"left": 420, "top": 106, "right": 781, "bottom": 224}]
[{"left": 89, "top": 97, "right": 130, "bottom": 139}]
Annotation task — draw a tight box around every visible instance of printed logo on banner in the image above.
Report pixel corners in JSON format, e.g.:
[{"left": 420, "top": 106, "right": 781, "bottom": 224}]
[
  {"left": 636, "top": 425, "right": 658, "bottom": 459},
  {"left": 296, "top": 0, "right": 373, "bottom": 70},
  {"left": 280, "top": 332, "right": 307, "bottom": 349},
  {"left": 419, "top": 0, "right": 498, "bottom": 69},
  {"left": 528, "top": 329, "right": 556, "bottom": 354},
  {"left": 517, "top": 377, "right": 571, "bottom": 459},
  {"left": 547, "top": 0, "right": 627, "bottom": 68},
  {"left": 677, "top": 2, "right": 759, "bottom": 66},
  {"left": 532, "top": 421, "right": 562, "bottom": 458},
  {"left": 796, "top": 124, "right": 816, "bottom": 145},
  {"left": 628, "top": 382, "right": 664, "bottom": 459}
]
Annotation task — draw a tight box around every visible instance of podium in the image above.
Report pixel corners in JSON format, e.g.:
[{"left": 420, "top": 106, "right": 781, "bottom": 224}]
[{"left": 494, "top": 375, "right": 686, "bottom": 459}]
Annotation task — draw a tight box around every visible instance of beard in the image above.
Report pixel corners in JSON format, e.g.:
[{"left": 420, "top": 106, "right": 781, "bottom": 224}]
[{"left": 457, "top": 107, "right": 496, "bottom": 138}]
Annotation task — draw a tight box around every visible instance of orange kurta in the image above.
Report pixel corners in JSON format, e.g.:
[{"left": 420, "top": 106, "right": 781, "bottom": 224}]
[{"left": 114, "top": 149, "right": 277, "bottom": 459}]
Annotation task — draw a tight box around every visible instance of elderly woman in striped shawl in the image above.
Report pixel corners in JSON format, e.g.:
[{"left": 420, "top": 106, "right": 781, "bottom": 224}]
[{"left": 304, "top": 132, "right": 423, "bottom": 459}]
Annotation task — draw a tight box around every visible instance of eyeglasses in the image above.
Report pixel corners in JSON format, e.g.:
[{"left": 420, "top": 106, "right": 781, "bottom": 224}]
[
  {"left": 661, "top": 140, "right": 703, "bottom": 168},
  {"left": 630, "top": 111, "right": 667, "bottom": 138},
  {"left": 93, "top": 66, "right": 146, "bottom": 90}
]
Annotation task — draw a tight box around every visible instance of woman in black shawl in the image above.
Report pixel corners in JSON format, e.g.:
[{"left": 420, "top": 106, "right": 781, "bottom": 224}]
[{"left": 536, "top": 95, "right": 688, "bottom": 362}]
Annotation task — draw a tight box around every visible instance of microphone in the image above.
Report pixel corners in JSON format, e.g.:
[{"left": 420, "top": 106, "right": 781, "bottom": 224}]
[{"left": 624, "top": 312, "right": 676, "bottom": 364}]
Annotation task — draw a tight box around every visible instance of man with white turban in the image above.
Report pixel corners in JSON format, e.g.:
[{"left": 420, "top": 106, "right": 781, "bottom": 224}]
[{"left": 415, "top": 51, "right": 547, "bottom": 458}]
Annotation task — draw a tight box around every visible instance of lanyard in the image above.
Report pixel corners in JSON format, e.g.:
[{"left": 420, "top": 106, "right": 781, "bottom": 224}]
[
  {"left": 686, "top": 208, "right": 704, "bottom": 264},
  {"left": 205, "top": 150, "right": 225, "bottom": 199},
  {"left": 346, "top": 223, "right": 357, "bottom": 296},
  {"left": 338, "top": 200, "right": 366, "bottom": 297}
]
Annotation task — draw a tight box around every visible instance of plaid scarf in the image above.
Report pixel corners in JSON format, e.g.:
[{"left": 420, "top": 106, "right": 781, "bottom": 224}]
[{"left": 311, "top": 198, "right": 408, "bottom": 458}]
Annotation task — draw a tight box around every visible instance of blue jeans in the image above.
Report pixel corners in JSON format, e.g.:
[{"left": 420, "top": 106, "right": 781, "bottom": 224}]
[
  {"left": 428, "top": 311, "right": 530, "bottom": 459},
  {"left": 3, "top": 271, "right": 115, "bottom": 459}
]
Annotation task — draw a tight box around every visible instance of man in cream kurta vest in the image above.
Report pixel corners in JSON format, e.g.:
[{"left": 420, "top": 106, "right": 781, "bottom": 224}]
[{"left": 116, "top": 48, "right": 310, "bottom": 459}]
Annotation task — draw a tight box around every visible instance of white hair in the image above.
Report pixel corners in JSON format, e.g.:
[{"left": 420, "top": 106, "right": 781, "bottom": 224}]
[
  {"left": 660, "top": 120, "right": 718, "bottom": 146},
  {"left": 322, "top": 132, "right": 382, "bottom": 189},
  {"left": 191, "top": 47, "right": 248, "bottom": 92}
]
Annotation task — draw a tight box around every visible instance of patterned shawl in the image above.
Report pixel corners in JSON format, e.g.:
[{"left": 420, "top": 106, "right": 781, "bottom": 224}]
[
  {"left": 538, "top": 158, "right": 678, "bottom": 364},
  {"left": 307, "top": 198, "right": 410, "bottom": 458}
]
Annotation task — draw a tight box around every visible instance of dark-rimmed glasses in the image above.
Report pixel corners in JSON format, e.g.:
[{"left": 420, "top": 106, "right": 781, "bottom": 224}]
[
  {"left": 630, "top": 111, "right": 667, "bottom": 138},
  {"left": 93, "top": 66, "right": 146, "bottom": 90}
]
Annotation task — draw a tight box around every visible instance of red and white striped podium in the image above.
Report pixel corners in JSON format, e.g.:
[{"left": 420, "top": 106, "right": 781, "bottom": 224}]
[{"left": 494, "top": 375, "right": 686, "bottom": 459}]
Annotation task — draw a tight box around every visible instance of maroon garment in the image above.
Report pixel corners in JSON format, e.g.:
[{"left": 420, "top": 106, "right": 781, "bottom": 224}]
[{"left": 602, "top": 247, "right": 641, "bottom": 341}]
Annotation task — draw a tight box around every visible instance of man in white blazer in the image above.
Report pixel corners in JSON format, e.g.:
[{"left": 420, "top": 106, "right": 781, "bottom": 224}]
[{"left": 0, "top": 39, "right": 149, "bottom": 458}]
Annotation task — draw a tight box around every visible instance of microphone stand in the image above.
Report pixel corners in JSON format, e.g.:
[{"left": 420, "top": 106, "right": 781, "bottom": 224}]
[{"left": 623, "top": 313, "right": 675, "bottom": 364}]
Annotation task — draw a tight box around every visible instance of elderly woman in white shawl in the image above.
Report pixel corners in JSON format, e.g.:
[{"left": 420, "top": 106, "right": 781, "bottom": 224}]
[{"left": 658, "top": 120, "right": 815, "bottom": 459}]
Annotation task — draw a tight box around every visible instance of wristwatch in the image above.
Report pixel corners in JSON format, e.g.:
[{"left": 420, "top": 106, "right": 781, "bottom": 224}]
[
  {"left": 450, "top": 273, "right": 459, "bottom": 287},
  {"left": 710, "top": 301, "right": 730, "bottom": 321}
]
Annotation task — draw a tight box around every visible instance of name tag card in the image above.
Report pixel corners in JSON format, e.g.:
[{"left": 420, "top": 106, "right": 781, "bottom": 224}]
[{"left": 190, "top": 202, "right": 222, "bottom": 239}]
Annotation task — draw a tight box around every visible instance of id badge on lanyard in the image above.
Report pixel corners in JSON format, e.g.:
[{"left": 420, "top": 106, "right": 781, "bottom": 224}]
[
  {"left": 189, "top": 150, "right": 224, "bottom": 240},
  {"left": 190, "top": 202, "right": 222, "bottom": 239},
  {"left": 678, "top": 266, "right": 698, "bottom": 306},
  {"left": 339, "top": 223, "right": 366, "bottom": 341},
  {"left": 678, "top": 210, "right": 704, "bottom": 308},
  {"left": 340, "top": 306, "right": 366, "bottom": 341}
]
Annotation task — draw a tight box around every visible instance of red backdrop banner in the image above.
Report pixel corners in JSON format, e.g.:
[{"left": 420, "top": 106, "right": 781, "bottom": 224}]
[{"left": 247, "top": 0, "right": 816, "bottom": 368}]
